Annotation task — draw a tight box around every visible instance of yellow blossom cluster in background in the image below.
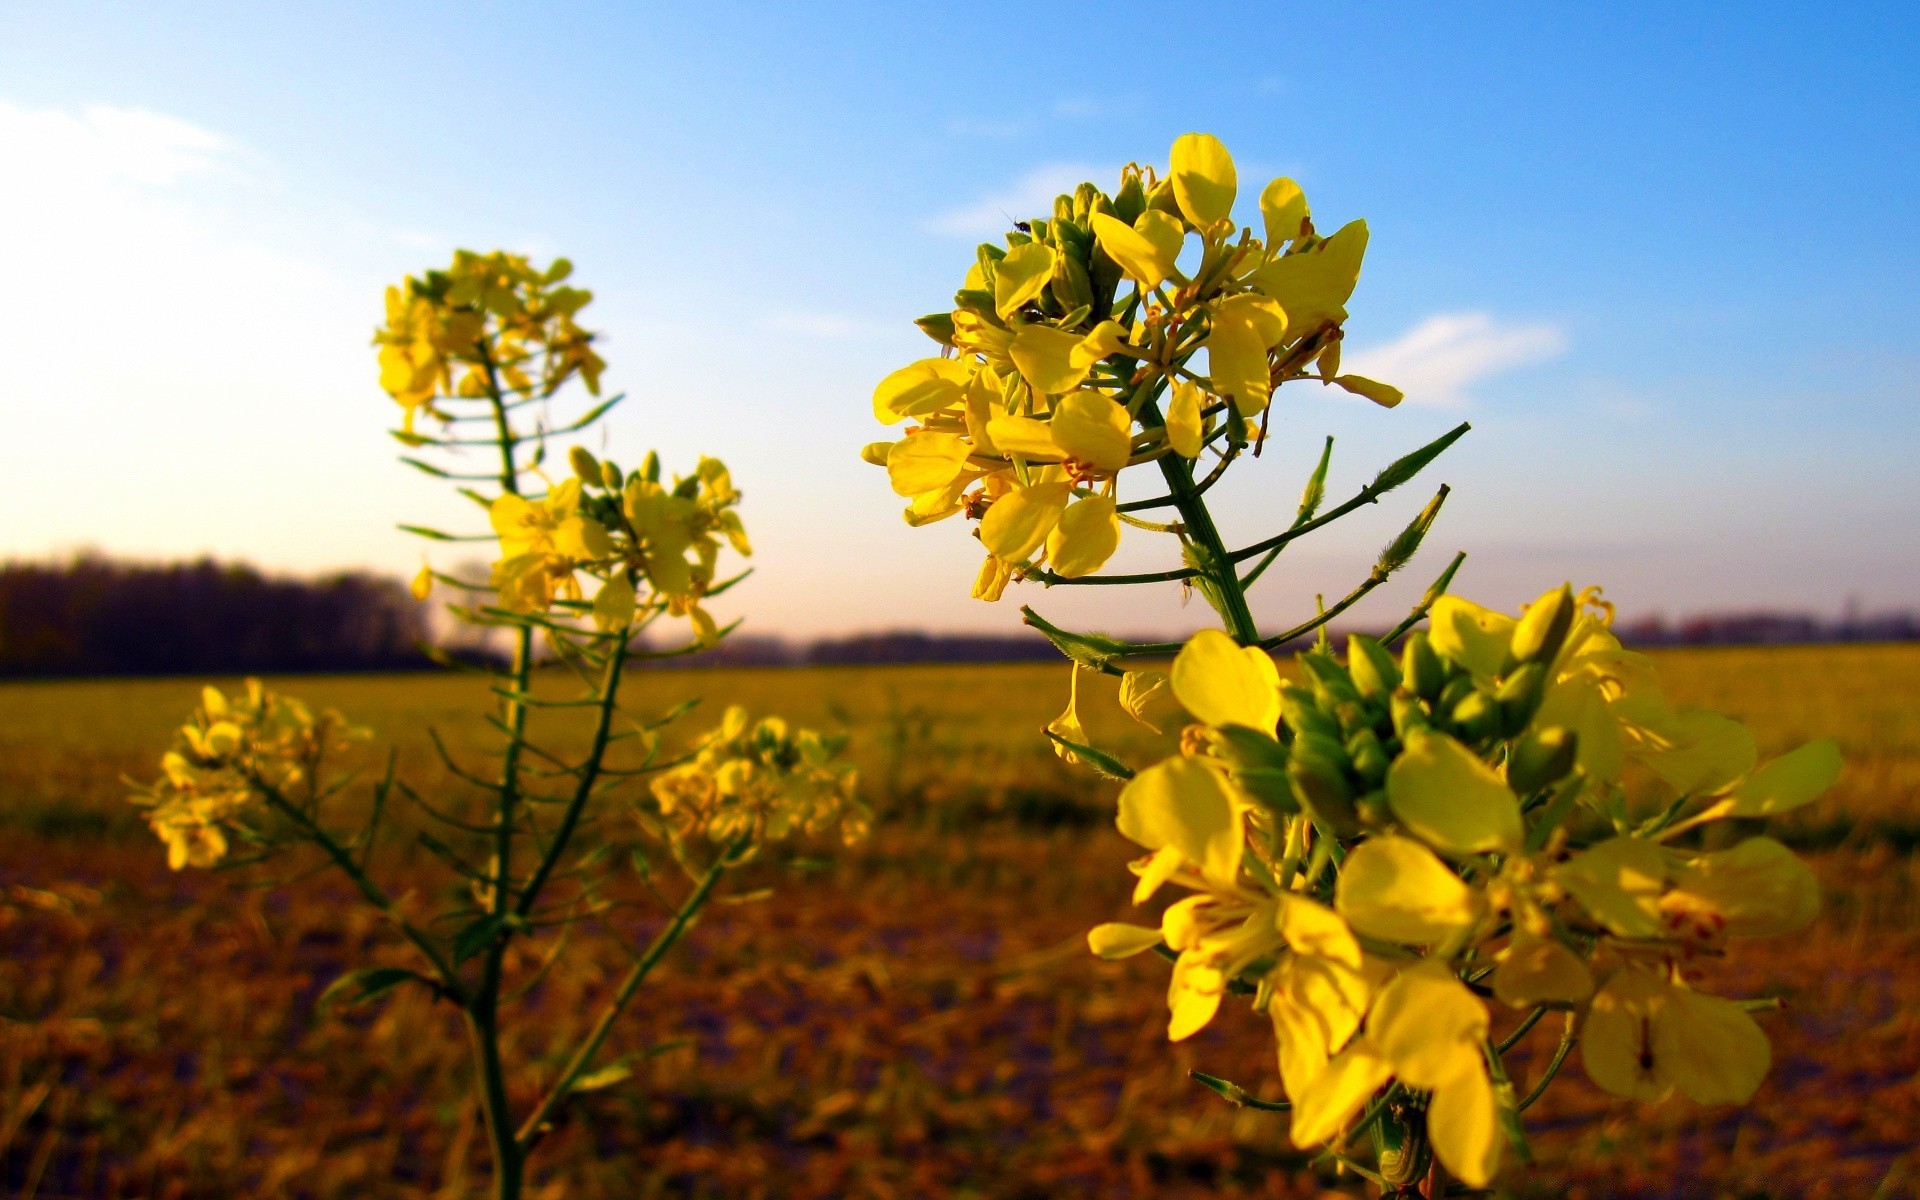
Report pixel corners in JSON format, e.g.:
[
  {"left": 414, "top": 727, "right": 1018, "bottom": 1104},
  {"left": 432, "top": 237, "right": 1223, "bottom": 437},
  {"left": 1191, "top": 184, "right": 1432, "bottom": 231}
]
[
  {"left": 649, "top": 706, "right": 869, "bottom": 853},
  {"left": 128, "top": 680, "right": 365, "bottom": 869},
  {"left": 1087, "top": 585, "right": 1841, "bottom": 1186},
  {"left": 864, "top": 134, "right": 1401, "bottom": 600}
]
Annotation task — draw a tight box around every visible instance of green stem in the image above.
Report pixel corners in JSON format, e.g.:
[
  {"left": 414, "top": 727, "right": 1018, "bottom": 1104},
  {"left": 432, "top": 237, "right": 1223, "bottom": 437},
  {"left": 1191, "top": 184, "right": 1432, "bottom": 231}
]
[
  {"left": 1157, "top": 440, "right": 1258, "bottom": 642},
  {"left": 515, "top": 642, "right": 627, "bottom": 918},
  {"left": 515, "top": 838, "right": 742, "bottom": 1147},
  {"left": 1518, "top": 1013, "right": 1578, "bottom": 1111}
]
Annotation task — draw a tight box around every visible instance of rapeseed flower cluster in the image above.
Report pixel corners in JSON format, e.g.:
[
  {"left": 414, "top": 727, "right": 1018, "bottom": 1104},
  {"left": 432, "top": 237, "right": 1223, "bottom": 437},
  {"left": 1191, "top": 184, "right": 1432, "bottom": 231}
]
[
  {"left": 375, "top": 250, "right": 602, "bottom": 434},
  {"left": 1088, "top": 585, "right": 1841, "bottom": 1186},
  {"left": 863, "top": 134, "right": 1402, "bottom": 600},
  {"left": 487, "top": 448, "right": 749, "bottom": 641},
  {"left": 649, "top": 707, "right": 868, "bottom": 852},
  {"left": 129, "top": 680, "right": 365, "bottom": 870}
]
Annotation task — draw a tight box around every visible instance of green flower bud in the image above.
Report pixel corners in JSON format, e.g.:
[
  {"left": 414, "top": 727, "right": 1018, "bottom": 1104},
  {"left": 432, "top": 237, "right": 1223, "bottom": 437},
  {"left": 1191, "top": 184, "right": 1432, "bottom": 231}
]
[
  {"left": 1448, "top": 689, "right": 1503, "bottom": 741},
  {"left": 641, "top": 450, "right": 660, "bottom": 483},
  {"left": 952, "top": 288, "right": 997, "bottom": 322},
  {"left": 914, "top": 311, "right": 957, "bottom": 347},
  {"left": 1279, "top": 684, "right": 1342, "bottom": 743},
  {"left": 1146, "top": 177, "right": 1181, "bottom": 218},
  {"left": 1354, "top": 787, "right": 1391, "bottom": 828},
  {"left": 1347, "top": 727, "right": 1390, "bottom": 786},
  {"left": 1294, "top": 729, "right": 1352, "bottom": 772},
  {"left": 1210, "top": 726, "right": 1297, "bottom": 813},
  {"left": 1437, "top": 673, "right": 1477, "bottom": 715},
  {"left": 1402, "top": 632, "right": 1446, "bottom": 702},
  {"left": 1347, "top": 634, "right": 1401, "bottom": 698},
  {"left": 1113, "top": 172, "right": 1147, "bottom": 224},
  {"left": 1512, "top": 584, "right": 1576, "bottom": 666},
  {"left": 1508, "top": 726, "right": 1579, "bottom": 794},
  {"left": 1073, "top": 182, "right": 1101, "bottom": 222},
  {"left": 1050, "top": 249, "right": 1095, "bottom": 315},
  {"left": 1302, "top": 652, "right": 1362, "bottom": 707},
  {"left": 1495, "top": 662, "right": 1550, "bottom": 736},
  {"left": 1390, "top": 692, "right": 1431, "bottom": 740},
  {"left": 569, "top": 445, "right": 601, "bottom": 485},
  {"left": 1287, "top": 751, "right": 1360, "bottom": 837}
]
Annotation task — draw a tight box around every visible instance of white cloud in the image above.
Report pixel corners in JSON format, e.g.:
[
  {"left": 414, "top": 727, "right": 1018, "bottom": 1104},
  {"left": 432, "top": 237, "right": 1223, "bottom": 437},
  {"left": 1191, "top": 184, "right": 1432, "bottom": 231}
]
[
  {"left": 924, "top": 162, "right": 1114, "bottom": 238},
  {"left": 1342, "top": 312, "right": 1566, "bottom": 408},
  {"left": 0, "top": 101, "right": 239, "bottom": 186}
]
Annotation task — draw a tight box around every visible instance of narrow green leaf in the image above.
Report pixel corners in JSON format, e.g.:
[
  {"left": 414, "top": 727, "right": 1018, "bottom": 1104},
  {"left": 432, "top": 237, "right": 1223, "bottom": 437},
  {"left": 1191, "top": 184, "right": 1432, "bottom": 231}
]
[{"left": 1042, "top": 730, "right": 1135, "bottom": 780}]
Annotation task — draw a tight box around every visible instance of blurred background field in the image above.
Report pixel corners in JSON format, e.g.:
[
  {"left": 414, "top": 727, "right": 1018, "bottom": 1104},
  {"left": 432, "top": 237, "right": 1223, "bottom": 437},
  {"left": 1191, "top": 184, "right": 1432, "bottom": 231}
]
[{"left": 2, "top": 644, "right": 1918, "bottom": 1198}]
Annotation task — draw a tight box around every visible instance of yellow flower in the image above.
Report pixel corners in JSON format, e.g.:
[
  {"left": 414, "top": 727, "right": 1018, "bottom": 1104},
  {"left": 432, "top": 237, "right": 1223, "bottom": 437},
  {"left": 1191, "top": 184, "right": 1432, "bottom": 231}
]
[
  {"left": 873, "top": 357, "right": 970, "bottom": 424},
  {"left": 1246, "top": 218, "right": 1370, "bottom": 338},
  {"left": 1169, "top": 132, "right": 1237, "bottom": 229},
  {"left": 1386, "top": 728, "right": 1524, "bottom": 856},
  {"left": 1582, "top": 965, "right": 1771, "bottom": 1105},
  {"left": 1048, "top": 494, "right": 1120, "bottom": 578},
  {"left": 1165, "top": 381, "right": 1205, "bottom": 457},
  {"left": 1090, "top": 210, "right": 1185, "bottom": 291},
  {"left": 979, "top": 480, "right": 1072, "bottom": 562},
  {"left": 994, "top": 242, "right": 1057, "bottom": 319},
  {"left": 1010, "top": 323, "right": 1096, "bottom": 396},
  {"left": 1554, "top": 835, "right": 1668, "bottom": 938},
  {"left": 1491, "top": 932, "right": 1594, "bottom": 1007},
  {"left": 1169, "top": 629, "right": 1280, "bottom": 733},
  {"left": 1206, "top": 294, "right": 1289, "bottom": 415},
  {"left": 1427, "top": 594, "right": 1516, "bottom": 679},
  {"left": 1659, "top": 837, "right": 1819, "bottom": 943},
  {"left": 1335, "top": 834, "right": 1482, "bottom": 945},
  {"left": 1291, "top": 961, "right": 1503, "bottom": 1188},
  {"left": 1115, "top": 755, "right": 1245, "bottom": 890},
  {"left": 1259, "top": 177, "right": 1308, "bottom": 248},
  {"left": 1049, "top": 390, "right": 1132, "bottom": 473}
]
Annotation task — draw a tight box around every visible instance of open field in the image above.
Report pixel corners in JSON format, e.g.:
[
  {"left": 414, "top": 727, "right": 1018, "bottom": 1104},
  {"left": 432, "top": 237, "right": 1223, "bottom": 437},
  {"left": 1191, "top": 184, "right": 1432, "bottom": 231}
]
[{"left": 2, "top": 644, "right": 1919, "bottom": 1198}]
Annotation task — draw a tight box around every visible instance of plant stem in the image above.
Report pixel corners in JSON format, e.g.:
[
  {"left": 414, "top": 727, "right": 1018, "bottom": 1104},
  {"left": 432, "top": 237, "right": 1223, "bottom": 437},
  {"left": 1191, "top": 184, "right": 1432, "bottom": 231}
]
[
  {"left": 1157, "top": 440, "right": 1258, "bottom": 642},
  {"left": 515, "top": 838, "right": 741, "bottom": 1147}
]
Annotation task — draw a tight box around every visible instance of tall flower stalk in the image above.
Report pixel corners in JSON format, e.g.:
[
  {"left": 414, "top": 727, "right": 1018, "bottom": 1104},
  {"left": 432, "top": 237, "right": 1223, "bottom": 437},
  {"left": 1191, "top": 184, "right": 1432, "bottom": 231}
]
[
  {"left": 131, "top": 251, "right": 867, "bottom": 1199},
  {"left": 864, "top": 138, "right": 1841, "bottom": 1194}
]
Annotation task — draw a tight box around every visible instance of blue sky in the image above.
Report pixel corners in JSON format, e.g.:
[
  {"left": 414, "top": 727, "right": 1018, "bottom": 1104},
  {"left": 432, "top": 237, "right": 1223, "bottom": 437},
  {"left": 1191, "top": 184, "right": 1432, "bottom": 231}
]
[{"left": 1, "top": 2, "right": 1914, "bottom": 637}]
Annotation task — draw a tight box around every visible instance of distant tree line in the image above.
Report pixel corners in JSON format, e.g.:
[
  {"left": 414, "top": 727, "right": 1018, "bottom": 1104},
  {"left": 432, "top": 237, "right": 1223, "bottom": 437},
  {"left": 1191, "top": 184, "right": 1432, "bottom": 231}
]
[{"left": 0, "top": 556, "right": 431, "bottom": 678}]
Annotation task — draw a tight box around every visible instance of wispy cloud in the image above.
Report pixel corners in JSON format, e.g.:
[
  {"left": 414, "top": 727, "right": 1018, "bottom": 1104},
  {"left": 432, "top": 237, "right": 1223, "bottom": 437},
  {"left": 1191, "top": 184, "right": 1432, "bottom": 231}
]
[
  {"left": 924, "top": 162, "right": 1114, "bottom": 238},
  {"left": 0, "top": 101, "right": 239, "bottom": 186},
  {"left": 1343, "top": 312, "right": 1567, "bottom": 408}
]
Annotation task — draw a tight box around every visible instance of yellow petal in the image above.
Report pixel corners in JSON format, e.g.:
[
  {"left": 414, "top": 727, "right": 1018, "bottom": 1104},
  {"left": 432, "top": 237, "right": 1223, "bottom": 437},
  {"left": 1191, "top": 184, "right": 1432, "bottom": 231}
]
[
  {"left": 1259, "top": 177, "right": 1308, "bottom": 248},
  {"left": 1276, "top": 894, "right": 1361, "bottom": 969},
  {"left": 553, "top": 515, "right": 611, "bottom": 561},
  {"left": 1428, "top": 595, "right": 1516, "bottom": 678},
  {"left": 1636, "top": 709, "right": 1758, "bottom": 796},
  {"left": 1091, "top": 211, "right": 1184, "bottom": 291},
  {"left": 1206, "top": 303, "right": 1275, "bottom": 415},
  {"left": 1554, "top": 836, "right": 1668, "bottom": 938},
  {"left": 873, "top": 357, "right": 968, "bottom": 424},
  {"left": 592, "top": 575, "right": 636, "bottom": 632},
  {"left": 1368, "top": 961, "right": 1489, "bottom": 1089},
  {"left": 984, "top": 414, "right": 1064, "bottom": 461},
  {"left": 1166, "top": 380, "right": 1204, "bottom": 457},
  {"left": 1088, "top": 922, "right": 1163, "bottom": 960},
  {"left": 1386, "top": 729, "right": 1523, "bottom": 855},
  {"left": 1246, "top": 218, "right": 1369, "bottom": 337},
  {"left": 410, "top": 565, "right": 433, "bottom": 601},
  {"left": 1047, "top": 494, "right": 1120, "bottom": 578},
  {"left": 979, "top": 481, "right": 1071, "bottom": 561},
  {"left": 1167, "top": 956, "right": 1225, "bottom": 1041},
  {"left": 886, "top": 432, "right": 972, "bottom": 496},
  {"left": 1335, "top": 835, "right": 1481, "bottom": 945},
  {"left": 1118, "top": 669, "right": 1175, "bottom": 733},
  {"left": 1170, "top": 629, "right": 1281, "bottom": 732},
  {"left": 1427, "top": 1062, "right": 1502, "bottom": 1188},
  {"left": 1050, "top": 390, "right": 1132, "bottom": 472},
  {"left": 1115, "top": 755, "right": 1244, "bottom": 889},
  {"left": 1581, "top": 966, "right": 1671, "bottom": 1101},
  {"left": 1492, "top": 933, "right": 1594, "bottom": 1007},
  {"left": 1130, "top": 843, "right": 1185, "bottom": 904},
  {"left": 1170, "top": 132, "right": 1237, "bottom": 228},
  {"left": 1653, "top": 985, "right": 1771, "bottom": 1105},
  {"left": 1722, "top": 739, "right": 1842, "bottom": 817},
  {"left": 1662, "top": 836, "right": 1819, "bottom": 939},
  {"left": 1333, "top": 374, "right": 1404, "bottom": 408},
  {"left": 1288, "top": 1038, "right": 1393, "bottom": 1148},
  {"left": 1071, "top": 319, "right": 1135, "bottom": 368},
  {"left": 963, "top": 367, "right": 1002, "bottom": 454},
  {"left": 1010, "top": 323, "right": 1094, "bottom": 395},
  {"left": 994, "top": 242, "right": 1056, "bottom": 319},
  {"left": 972, "top": 554, "right": 1014, "bottom": 602},
  {"left": 1047, "top": 665, "right": 1088, "bottom": 760}
]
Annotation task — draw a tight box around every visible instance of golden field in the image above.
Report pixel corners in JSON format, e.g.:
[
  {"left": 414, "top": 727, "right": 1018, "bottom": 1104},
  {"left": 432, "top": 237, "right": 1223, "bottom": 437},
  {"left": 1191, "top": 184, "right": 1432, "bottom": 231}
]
[{"left": 1, "top": 643, "right": 1918, "bottom": 1198}]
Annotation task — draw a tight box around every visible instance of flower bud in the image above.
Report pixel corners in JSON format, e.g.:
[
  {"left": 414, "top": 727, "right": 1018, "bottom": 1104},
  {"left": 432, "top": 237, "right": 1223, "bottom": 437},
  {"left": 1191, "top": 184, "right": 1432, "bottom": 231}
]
[
  {"left": 601, "top": 460, "right": 624, "bottom": 490},
  {"left": 1354, "top": 788, "right": 1391, "bottom": 828},
  {"left": 1448, "top": 688, "right": 1503, "bottom": 741},
  {"left": 1050, "top": 249, "right": 1095, "bottom": 314},
  {"left": 1073, "top": 182, "right": 1101, "bottom": 222},
  {"left": 860, "top": 441, "right": 894, "bottom": 466},
  {"left": 1287, "top": 751, "right": 1360, "bottom": 837},
  {"left": 1495, "top": 662, "right": 1550, "bottom": 735},
  {"left": 1146, "top": 177, "right": 1181, "bottom": 218},
  {"left": 1390, "top": 693, "right": 1431, "bottom": 740},
  {"left": 1436, "top": 673, "right": 1477, "bottom": 716},
  {"left": 914, "top": 312, "right": 956, "bottom": 347},
  {"left": 1113, "top": 172, "right": 1147, "bottom": 224},
  {"left": 1293, "top": 729, "right": 1352, "bottom": 772},
  {"left": 1301, "top": 653, "right": 1361, "bottom": 707},
  {"left": 1347, "top": 634, "right": 1401, "bottom": 698},
  {"left": 1210, "top": 725, "right": 1297, "bottom": 813},
  {"left": 1279, "top": 684, "right": 1342, "bottom": 743},
  {"left": 569, "top": 445, "right": 601, "bottom": 485},
  {"left": 1347, "top": 727, "right": 1390, "bottom": 786},
  {"left": 1402, "top": 633, "right": 1446, "bottom": 702},
  {"left": 1508, "top": 726, "right": 1579, "bottom": 794},
  {"left": 1512, "top": 584, "right": 1576, "bottom": 666},
  {"left": 641, "top": 450, "right": 660, "bottom": 483}
]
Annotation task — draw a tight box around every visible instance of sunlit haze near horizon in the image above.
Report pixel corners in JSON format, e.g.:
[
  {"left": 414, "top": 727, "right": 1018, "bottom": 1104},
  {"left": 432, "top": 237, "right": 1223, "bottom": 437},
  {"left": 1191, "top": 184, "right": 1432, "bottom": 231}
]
[{"left": 1, "top": 3, "right": 1915, "bottom": 638}]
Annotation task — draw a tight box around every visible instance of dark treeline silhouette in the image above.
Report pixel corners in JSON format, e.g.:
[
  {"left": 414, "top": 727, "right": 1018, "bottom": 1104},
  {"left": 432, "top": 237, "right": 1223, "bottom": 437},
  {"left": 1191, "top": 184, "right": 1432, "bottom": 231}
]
[{"left": 0, "top": 556, "right": 431, "bottom": 678}]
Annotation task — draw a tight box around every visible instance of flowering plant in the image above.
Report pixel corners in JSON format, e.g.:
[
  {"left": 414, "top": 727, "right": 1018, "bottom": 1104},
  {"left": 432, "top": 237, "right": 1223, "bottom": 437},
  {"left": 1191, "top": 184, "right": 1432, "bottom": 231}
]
[
  {"left": 131, "top": 250, "right": 865, "bottom": 1200},
  {"left": 866, "top": 138, "right": 1840, "bottom": 1193}
]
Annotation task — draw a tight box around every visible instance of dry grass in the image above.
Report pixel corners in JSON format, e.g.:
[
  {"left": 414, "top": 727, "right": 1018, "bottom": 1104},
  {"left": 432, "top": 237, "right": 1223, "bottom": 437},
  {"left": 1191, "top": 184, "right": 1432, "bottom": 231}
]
[{"left": 0, "top": 644, "right": 1916, "bottom": 1197}]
